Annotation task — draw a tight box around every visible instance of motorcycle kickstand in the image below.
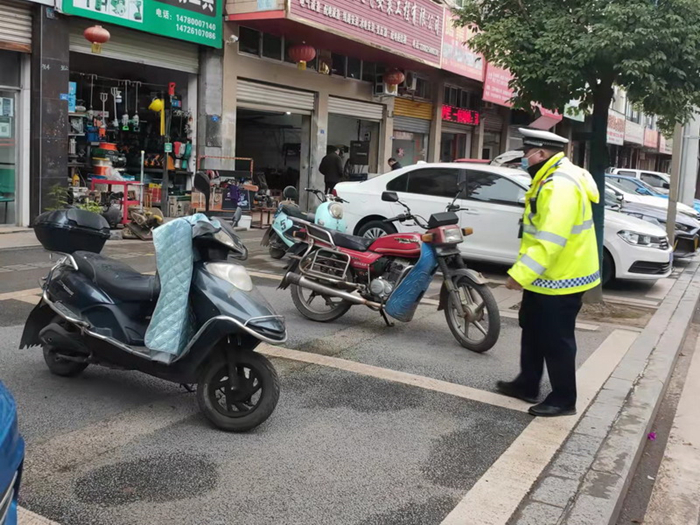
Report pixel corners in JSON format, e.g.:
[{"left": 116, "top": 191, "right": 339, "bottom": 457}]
[
  {"left": 380, "top": 308, "right": 394, "bottom": 327},
  {"left": 180, "top": 383, "right": 195, "bottom": 393}
]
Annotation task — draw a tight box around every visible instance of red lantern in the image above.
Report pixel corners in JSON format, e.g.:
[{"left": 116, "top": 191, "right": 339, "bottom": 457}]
[
  {"left": 288, "top": 44, "right": 316, "bottom": 71},
  {"left": 384, "top": 69, "right": 405, "bottom": 86},
  {"left": 84, "top": 25, "right": 110, "bottom": 54}
]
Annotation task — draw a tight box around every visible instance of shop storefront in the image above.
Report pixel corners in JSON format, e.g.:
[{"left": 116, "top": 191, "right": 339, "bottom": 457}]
[
  {"left": 623, "top": 119, "right": 644, "bottom": 169},
  {"left": 640, "top": 128, "right": 660, "bottom": 171},
  {"left": 0, "top": 0, "right": 32, "bottom": 225},
  {"left": 26, "top": 0, "right": 223, "bottom": 219},
  {"left": 235, "top": 79, "right": 314, "bottom": 193},
  {"left": 658, "top": 135, "right": 673, "bottom": 173},
  {"left": 66, "top": 21, "right": 201, "bottom": 216},
  {"left": 393, "top": 98, "right": 432, "bottom": 165},
  {"left": 607, "top": 109, "right": 625, "bottom": 168},
  {"left": 328, "top": 97, "right": 383, "bottom": 176},
  {"left": 440, "top": 106, "right": 478, "bottom": 161}
]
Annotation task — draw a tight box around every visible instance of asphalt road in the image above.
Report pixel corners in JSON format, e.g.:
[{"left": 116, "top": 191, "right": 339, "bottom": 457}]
[{"left": 0, "top": 231, "right": 644, "bottom": 524}]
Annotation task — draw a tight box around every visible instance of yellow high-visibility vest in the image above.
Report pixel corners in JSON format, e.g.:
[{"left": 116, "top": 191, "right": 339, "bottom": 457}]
[{"left": 508, "top": 152, "right": 600, "bottom": 295}]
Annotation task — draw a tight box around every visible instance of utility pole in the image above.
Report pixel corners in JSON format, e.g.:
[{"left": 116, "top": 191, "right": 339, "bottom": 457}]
[{"left": 667, "top": 123, "right": 683, "bottom": 245}]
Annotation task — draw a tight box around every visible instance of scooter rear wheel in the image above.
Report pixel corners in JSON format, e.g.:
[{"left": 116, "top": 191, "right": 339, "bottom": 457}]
[
  {"left": 197, "top": 351, "right": 280, "bottom": 432},
  {"left": 269, "top": 232, "right": 287, "bottom": 260},
  {"left": 42, "top": 317, "right": 89, "bottom": 377}
]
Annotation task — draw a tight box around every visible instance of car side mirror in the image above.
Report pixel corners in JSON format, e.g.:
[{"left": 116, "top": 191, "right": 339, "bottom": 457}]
[
  {"left": 636, "top": 188, "right": 645, "bottom": 194},
  {"left": 382, "top": 191, "right": 399, "bottom": 203},
  {"left": 663, "top": 182, "right": 670, "bottom": 189}
]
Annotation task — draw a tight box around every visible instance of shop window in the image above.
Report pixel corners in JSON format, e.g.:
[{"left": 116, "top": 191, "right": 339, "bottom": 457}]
[
  {"left": 415, "top": 77, "right": 430, "bottom": 99},
  {"left": 262, "top": 33, "right": 283, "bottom": 60},
  {"left": 466, "top": 171, "right": 525, "bottom": 206},
  {"left": 331, "top": 54, "right": 346, "bottom": 76},
  {"left": 0, "top": 50, "right": 20, "bottom": 87},
  {"left": 239, "top": 27, "right": 261, "bottom": 56},
  {"left": 406, "top": 168, "right": 460, "bottom": 198},
  {"left": 284, "top": 41, "right": 317, "bottom": 69},
  {"left": 362, "top": 62, "right": 376, "bottom": 83},
  {"left": 347, "top": 57, "right": 362, "bottom": 79}
]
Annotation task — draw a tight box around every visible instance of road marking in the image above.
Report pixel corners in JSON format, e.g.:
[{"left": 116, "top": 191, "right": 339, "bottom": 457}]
[
  {"left": 18, "top": 506, "right": 61, "bottom": 525},
  {"left": 13, "top": 294, "right": 41, "bottom": 304},
  {"left": 644, "top": 277, "right": 675, "bottom": 302},
  {"left": 644, "top": 337, "right": 700, "bottom": 525},
  {"left": 258, "top": 343, "right": 531, "bottom": 413},
  {"left": 603, "top": 294, "right": 660, "bottom": 308},
  {"left": 0, "top": 288, "right": 42, "bottom": 301},
  {"left": 440, "top": 328, "right": 638, "bottom": 525}
]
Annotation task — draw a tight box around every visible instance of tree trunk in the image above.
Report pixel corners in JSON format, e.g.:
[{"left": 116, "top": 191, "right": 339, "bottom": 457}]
[{"left": 585, "top": 82, "right": 614, "bottom": 303}]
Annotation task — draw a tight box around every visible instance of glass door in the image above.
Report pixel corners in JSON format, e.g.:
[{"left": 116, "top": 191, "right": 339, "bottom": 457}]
[{"left": 0, "top": 90, "right": 16, "bottom": 225}]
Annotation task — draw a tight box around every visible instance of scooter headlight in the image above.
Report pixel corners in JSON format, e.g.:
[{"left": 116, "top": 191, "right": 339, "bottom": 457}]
[
  {"left": 328, "top": 203, "right": 344, "bottom": 219},
  {"left": 204, "top": 262, "right": 254, "bottom": 292}
]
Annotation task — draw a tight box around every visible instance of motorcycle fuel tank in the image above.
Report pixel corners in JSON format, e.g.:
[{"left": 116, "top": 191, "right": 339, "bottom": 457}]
[{"left": 369, "top": 233, "right": 422, "bottom": 257}]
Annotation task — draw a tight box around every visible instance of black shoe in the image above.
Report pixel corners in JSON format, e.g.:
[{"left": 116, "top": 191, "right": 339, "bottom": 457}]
[
  {"left": 496, "top": 381, "right": 539, "bottom": 404},
  {"left": 528, "top": 402, "right": 576, "bottom": 417}
]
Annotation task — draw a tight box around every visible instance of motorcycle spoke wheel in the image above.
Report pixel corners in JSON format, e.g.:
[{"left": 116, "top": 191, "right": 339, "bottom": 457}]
[
  {"left": 290, "top": 283, "right": 352, "bottom": 322},
  {"left": 298, "top": 287, "right": 344, "bottom": 314},
  {"left": 444, "top": 280, "right": 500, "bottom": 353}
]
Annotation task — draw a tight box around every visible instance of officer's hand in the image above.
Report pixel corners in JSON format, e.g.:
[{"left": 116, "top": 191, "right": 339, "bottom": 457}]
[{"left": 506, "top": 276, "right": 523, "bottom": 291}]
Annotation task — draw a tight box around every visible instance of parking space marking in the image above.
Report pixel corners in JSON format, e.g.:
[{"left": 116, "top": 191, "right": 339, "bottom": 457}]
[
  {"left": 259, "top": 343, "right": 530, "bottom": 413},
  {"left": 604, "top": 294, "right": 660, "bottom": 309},
  {"left": 440, "top": 328, "right": 638, "bottom": 525}
]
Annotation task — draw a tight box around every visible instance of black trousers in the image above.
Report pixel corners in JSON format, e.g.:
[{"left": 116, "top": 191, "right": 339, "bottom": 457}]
[{"left": 515, "top": 290, "right": 584, "bottom": 408}]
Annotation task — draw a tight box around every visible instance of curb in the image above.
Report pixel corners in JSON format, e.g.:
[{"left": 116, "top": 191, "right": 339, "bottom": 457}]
[{"left": 512, "top": 261, "right": 700, "bottom": 525}]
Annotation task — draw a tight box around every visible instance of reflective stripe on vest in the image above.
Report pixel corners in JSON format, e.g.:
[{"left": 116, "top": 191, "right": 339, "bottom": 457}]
[{"left": 531, "top": 271, "right": 601, "bottom": 290}]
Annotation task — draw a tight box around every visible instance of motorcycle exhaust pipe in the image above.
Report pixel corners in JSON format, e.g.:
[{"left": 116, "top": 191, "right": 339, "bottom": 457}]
[
  {"left": 39, "top": 323, "right": 90, "bottom": 357},
  {"left": 285, "top": 272, "right": 382, "bottom": 308}
]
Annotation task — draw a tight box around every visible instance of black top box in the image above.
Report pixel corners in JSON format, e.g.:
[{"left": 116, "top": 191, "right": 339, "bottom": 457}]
[{"left": 34, "top": 209, "right": 111, "bottom": 254}]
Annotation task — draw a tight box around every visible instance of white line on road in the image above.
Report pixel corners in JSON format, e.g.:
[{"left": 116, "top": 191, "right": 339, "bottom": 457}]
[
  {"left": 18, "top": 507, "right": 61, "bottom": 525},
  {"left": 0, "top": 288, "right": 42, "bottom": 301},
  {"left": 258, "top": 343, "right": 531, "bottom": 413},
  {"left": 440, "top": 328, "right": 638, "bottom": 525},
  {"left": 644, "top": 337, "right": 700, "bottom": 525}
]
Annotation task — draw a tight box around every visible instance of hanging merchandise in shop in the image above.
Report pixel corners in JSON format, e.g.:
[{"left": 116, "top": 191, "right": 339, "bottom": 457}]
[{"left": 57, "top": 0, "right": 222, "bottom": 47}]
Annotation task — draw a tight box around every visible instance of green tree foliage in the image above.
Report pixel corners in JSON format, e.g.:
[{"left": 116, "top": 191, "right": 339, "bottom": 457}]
[{"left": 456, "top": 0, "right": 700, "bottom": 277}]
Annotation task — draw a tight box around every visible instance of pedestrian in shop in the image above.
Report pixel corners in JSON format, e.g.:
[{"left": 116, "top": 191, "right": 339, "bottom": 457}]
[
  {"left": 319, "top": 145, "right": 344, "bottom": 193},
  {"left": 497, "top": 128, "right": 600, "bottom": 417},
  {"left": 227, "top": 179, "right": 243, "bottom": 228},
  {"left": 388, "top": 157, "right": 402, "bottom": 171}
]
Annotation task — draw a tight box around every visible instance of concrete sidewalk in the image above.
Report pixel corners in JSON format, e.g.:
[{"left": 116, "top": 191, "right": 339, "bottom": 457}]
[{"left": 512, "top": 261, "right": 700, "bottom": 525}]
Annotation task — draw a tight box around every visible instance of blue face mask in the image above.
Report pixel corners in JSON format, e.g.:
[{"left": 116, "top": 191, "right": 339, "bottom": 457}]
[{"left": 520, "top": 156, "right": 529, "bottom": 171}]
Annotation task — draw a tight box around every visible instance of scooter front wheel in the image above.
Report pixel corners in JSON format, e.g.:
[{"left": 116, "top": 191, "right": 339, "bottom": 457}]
[
  {"left": 197, "top": 351, "right": 280, "bottom": 432},
  {"left": 444, "top": 279, "right": 500, "bottom": 353}
]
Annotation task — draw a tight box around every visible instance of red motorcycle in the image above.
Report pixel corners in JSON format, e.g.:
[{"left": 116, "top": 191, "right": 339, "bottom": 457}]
[{"left": 280, "top": 191, "right": 500, "bottom": 352}]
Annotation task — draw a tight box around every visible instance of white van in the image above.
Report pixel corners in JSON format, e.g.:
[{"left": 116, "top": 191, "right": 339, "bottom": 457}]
[{"left": 609, "top": 168, "right": 670, "bottom": 194}]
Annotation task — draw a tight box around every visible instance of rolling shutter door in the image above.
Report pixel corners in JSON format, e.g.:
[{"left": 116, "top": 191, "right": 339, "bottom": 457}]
[
  {"left": 69, "top": 21, "right": 199, "bottom": 74},
  {"left": 482, "top": 108, "right": 504, "bottom": 131},
  {"left": 0, "top": 0, "right": 31, "bottom": 52},
  {"left": 328, "top": 97, "right": 383, "bottom": 121},
  {"left": 394, "top": 116, "right": 430, "bottom": 134},
  {"left": 237, "top": 79, "right": 315, "bottom": 114},
  {"left": 393, "top": 98, "right": 433, "bottom": 120}
]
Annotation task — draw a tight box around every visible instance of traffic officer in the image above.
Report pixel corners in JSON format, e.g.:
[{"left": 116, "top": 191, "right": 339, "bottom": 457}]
[{"left": 498, "top": 128, "right": 600, "bottom": 417}]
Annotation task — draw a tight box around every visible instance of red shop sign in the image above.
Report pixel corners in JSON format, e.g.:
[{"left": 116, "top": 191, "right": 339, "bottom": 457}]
[{"left": 442, "top": 105, "right": 480, "bottom": 126}]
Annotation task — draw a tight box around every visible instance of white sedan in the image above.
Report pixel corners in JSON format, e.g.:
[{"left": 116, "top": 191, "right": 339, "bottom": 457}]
[
  {"left": 605, "top": 180, "right": 698, "bottom": 219},
  {"left": 334, "top": 163, "right": 673, "bottom": 284}
]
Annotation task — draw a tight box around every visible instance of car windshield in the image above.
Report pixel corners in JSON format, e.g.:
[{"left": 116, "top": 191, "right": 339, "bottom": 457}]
[{"left": 635, "top": 179, "right": 662, "bottom": 194}]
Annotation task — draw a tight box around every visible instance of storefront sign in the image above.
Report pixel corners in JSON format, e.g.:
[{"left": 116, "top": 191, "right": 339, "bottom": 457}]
[
  {"left": 441, "top": 105, "right": 479, "bottom": 126},
  {"left": 482, "top": 64, "right": 514, "bottom": 107},
  {"left": 607, "top": 110, "right": 625, "bottom": 145},
  {"left": 59, "top": 0, "right": 222, "bottom": 47},
  {"left": 624, "top": 120, "right": 644, "bottom": 145},
  {"left": 644, "top": 128, "right": 659, "bottom": 149},
  {"left": 659, "top": 134, "right": 673, "bottom": 155},
  {"left": 290, "top": 0, "right": 444, "bottom": 66},
  {"left": 441, "top": 17, "right": 483, "bottom": 81}
]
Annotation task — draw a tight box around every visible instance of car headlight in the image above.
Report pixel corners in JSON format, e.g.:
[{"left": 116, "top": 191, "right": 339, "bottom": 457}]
[
  {"left": 443, "top": 227, "right": 464, "bottom": 243},
  {"left": 677, "top": 222, "right": 692, "bottom": 232},
  {"left": 204, "top": 262, "right": 254, "bottom": 291},
  {"left": 617, "top": 231, "right": 668, "bottom": 249},
  {"left": 328, "top": 202, "right": 344, "bottom": 219}
]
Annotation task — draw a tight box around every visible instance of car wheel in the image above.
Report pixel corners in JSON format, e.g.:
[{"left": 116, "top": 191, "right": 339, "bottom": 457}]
[
  {"left": 602, "top": 250, "right": 615, "bottom": 287},
  {"left": 358, "top": 220, "right": 397, "bottom": 239}
]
